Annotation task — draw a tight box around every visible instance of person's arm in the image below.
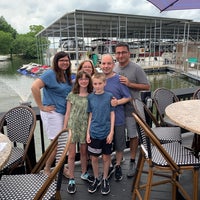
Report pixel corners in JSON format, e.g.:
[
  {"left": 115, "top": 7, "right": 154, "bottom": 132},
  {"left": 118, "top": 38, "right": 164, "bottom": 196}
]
[
  {"left": 111, "top": 97, "right": 131, "bottom": 107},
  {"left": 63, "top": 101, "right": 71, "bottom": 129},
  {"left": 31, "top": 78, "right": 55, "bottom": 112},
  {"left": 86, "top": 112, "right": 92, "bottom": 144},
  {"left": 119, "top": 76, "right": 150, "bottom": 91},
  {"left": 31, "top": 78, "right": 44, "bottom": 110},
  {"left": 107, "top": 111, "right": 115, "bottom": 144}
]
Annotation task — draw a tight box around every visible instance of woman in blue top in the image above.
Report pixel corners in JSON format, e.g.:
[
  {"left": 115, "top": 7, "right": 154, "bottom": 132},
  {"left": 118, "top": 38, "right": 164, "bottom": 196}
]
[{"left": 31, "top": 51, "right": 72, "bottom": 175}]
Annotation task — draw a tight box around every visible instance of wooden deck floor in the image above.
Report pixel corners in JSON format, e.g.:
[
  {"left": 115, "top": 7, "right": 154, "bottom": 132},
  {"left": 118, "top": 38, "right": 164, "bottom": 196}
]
[{"left": 60, "top": 132, "right": 199, "bottom": 200}]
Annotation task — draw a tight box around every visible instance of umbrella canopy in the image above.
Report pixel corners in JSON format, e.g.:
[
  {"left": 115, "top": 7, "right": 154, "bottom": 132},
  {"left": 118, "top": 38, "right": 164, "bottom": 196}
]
[{"left": 147, "top": 0, "right": 200, "bottom": 12}]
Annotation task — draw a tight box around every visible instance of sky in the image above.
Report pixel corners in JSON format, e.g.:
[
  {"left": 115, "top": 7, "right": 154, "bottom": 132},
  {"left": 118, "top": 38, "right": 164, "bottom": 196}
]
[{"left": 1, "top": 0, "right": 200, "bottom": 34}]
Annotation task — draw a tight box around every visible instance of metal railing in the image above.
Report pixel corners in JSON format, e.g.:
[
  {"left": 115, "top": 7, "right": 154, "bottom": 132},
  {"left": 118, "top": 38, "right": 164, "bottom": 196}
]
[{"left": 0, "top": 87, "right": 199, "bottom": 171}]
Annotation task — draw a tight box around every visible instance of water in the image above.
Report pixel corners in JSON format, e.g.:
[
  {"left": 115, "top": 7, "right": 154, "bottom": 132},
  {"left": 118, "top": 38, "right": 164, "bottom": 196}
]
[
  {"left": 0, "top": 58, "right": 199, "bottom": 113},
  {"left": 147, "top": 71, "right": 198, "bottom": 92},
  {"left": 0, "top": 57, "right": 38, "bottom": 113},
  {"left": 0, "top": 58, "right": 199, "bottom": 160},
  {"left": 0, "top": 57, "right": 50, "bottom": 160}
]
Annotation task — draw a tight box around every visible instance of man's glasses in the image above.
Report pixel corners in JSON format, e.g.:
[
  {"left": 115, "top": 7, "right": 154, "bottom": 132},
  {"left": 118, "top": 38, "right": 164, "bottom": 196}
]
[{"left": 115, "top": 51, "right": 128, "bottom": 56}]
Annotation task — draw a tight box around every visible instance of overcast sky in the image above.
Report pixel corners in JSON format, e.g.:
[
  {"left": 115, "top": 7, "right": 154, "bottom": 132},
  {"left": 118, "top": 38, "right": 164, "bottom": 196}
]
[{"left": 1, "top": 0, "right": 200, "bottom": 34}]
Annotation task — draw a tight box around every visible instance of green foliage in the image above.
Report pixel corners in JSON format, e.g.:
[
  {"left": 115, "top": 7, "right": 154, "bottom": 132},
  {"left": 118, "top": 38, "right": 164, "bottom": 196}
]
[
  {"left": 29, "top": 25, "right": 44, "bottom": 35},
  {"left": 0, "top": 31, "right": 14, "bottom": 54},
  {"left": 0, "top": 16, "right": 17, "bottom": 38},
  {"left": 0, "top": 17, "right": 50, "bottom": 59},
  {"left": 12, "top": 34, "right": 37, "bottom": 58}
]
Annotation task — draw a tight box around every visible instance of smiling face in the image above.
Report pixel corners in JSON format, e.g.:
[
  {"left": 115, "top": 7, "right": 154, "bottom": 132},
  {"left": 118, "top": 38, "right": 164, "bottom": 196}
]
[
  {"left": 58, "top": 56, "right": 70, "bottom": 71},
  {"left": 92, "top": 73, "right": 106, "bottom": 94},
  {"left": 77, "top": 60, "right": 95, "bottom": 76},
  {"left": 92, "top": 77, "right": 106, "bottom": 94},
  {"left": 78, "top": 73, "right": 90, "bottom": 88},
  {"left": 115, "top": 46, "right": 130, "bottom": 66},
  {"left": 81, "top": 61, "right": 94, "bottom": 75},
  {"left": 100, "top": 54, "right": 114, "bottom": 76}
]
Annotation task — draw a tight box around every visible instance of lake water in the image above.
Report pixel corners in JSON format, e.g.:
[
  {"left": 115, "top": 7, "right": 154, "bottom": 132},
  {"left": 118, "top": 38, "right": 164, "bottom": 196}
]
[
  {"left": 0, "top": 57, "right": 199, "bottom": 113},
  {"left": 0, "top": 57, "right": 199, "bottom": 160},
  {"left": 0, "top": 57, "right": 39, "bottom": 113}
]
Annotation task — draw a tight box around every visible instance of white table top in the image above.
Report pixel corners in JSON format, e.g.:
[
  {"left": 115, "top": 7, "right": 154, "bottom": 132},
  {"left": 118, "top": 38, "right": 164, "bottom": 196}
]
[
  {"left": 0, "top": 133, "right": 12, "bottom": 170},
  {"left": 165, "top": 99, "right": 200, "bottom": 134}
]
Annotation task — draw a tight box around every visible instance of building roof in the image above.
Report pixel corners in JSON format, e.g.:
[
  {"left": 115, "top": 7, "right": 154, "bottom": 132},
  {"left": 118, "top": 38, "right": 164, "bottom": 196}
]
[{"left": 36, "top": 9, "right": 200, "bottom": 41}]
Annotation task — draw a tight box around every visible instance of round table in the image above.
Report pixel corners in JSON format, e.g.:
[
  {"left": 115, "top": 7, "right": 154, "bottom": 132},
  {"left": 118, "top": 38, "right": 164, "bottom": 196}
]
[
  {"left": 0, "top": 133, "right": 12, "bottom": 170},
  {"left": 165, "top": 99, "right": 200, "bottom": 155},
  {"left": 165, "top": 99, "right": 200, "bottom": 134}
]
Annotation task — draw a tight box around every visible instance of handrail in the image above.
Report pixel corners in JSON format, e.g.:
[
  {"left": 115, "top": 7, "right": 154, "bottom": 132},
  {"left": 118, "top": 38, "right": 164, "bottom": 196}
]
[{"left": 0, "top": 87, "right": 198, "bottom": 170}]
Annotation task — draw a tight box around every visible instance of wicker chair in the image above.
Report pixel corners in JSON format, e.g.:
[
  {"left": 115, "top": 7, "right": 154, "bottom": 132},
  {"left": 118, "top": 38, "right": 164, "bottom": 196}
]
[
  {"left": 132, "top": 112, "right": 200, "bottom": 200},
  {"left": 0, "top": 129, "right": 71, "bottom": 200},
  {"left": 0, "top": 105, "right": 36, "bottom": 174},
  {"left": 133, "top": 98, "right": 182, "bottom": 144},
  {"left": 153, "top": 87, "right": 179, "bottom": 127}
]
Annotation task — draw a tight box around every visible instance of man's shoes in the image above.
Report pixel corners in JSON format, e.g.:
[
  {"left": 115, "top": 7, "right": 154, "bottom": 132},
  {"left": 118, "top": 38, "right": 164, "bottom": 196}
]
[
  {"left": 114, "top": 165, "right": 123, "bottom": 181},
  {"left": 80, "top": 171, "right": 94, "bottom": 183},
  {"left": 67, "top": 179, "right": 76, "bottom": 194},
  {"left": 107, "top": 166, "right": 115, "bottom": 179},
  {"left": 101, "top": 179, "right": 110, "bottom": 195},
  {"left": 127, "top": 161, "right": 136, "bottom": 177},
  {"left": 88, "top": 178, "right": 101, "bottom": 193}
]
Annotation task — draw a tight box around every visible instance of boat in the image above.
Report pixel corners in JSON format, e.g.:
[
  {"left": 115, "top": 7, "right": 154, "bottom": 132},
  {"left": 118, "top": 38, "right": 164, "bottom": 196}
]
[{"left": 17, "top": 63, "right": 50, "bottom": 77}]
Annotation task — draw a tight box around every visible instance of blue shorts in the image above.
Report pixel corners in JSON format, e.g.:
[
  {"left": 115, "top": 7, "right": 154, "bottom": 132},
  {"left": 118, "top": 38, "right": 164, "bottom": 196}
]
[{"left": 88, "top": 137, "right": 112, "bottom": 156}]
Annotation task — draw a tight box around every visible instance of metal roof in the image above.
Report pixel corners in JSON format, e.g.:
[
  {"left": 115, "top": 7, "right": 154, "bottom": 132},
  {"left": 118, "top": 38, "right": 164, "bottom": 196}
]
[{"left": 36, "top": 9, "right": 200, "bottom": 41}]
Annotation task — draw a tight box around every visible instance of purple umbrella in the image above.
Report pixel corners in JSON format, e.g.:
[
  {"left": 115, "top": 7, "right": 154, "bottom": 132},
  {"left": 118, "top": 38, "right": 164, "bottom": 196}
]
[{"left": 147, "top": 0, "right": 200, "bottom": 12}]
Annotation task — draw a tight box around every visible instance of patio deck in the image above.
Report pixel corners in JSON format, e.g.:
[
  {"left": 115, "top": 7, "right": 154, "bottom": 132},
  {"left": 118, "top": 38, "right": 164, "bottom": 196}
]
[{"left": 60, "top": 132, "right": 199, "bottom": 200}]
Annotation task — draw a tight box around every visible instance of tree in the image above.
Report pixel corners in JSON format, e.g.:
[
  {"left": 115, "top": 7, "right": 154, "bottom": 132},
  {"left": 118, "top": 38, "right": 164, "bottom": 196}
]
[
  {"left": 0, "top": 31, "right": 14, "bottom": 54},
  {"left": 0, "top": 16, "right": 17, "bottom": 39},
  {"left": 0, "top": 16, "right": 50, "bottom": 59},
  {"left": 29, "top": 25, "right": 44, "bottom": 36},
  {"left": 12, "top": 25, "right": 50, "bottom": 59},
  {"left": 12, "top": 34, "right": 36, "bottom": 58}
]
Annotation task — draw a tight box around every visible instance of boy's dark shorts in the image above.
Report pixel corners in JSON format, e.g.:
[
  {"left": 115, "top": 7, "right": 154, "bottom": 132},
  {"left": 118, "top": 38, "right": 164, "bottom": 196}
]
[{"left": 88, "top": 137, "right": 112, "bottom": 156}]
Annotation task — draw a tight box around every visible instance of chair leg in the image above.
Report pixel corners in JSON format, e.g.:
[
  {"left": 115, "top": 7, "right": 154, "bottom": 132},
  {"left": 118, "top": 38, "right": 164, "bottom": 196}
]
[
  {"left": 132, "top": 150, "right": 145, "bottom": 200},
  {"left": 193, "top": 167, "right": 199, "bottom": 200},
  {"left": 171, "top": 172, "right": 179, "bottom": 200},
  {"left": 172, "top": 172, "right": 192, "bottom": 200},
  {"left": 144, "top": 165, "right": 153, "bottom": 200},
  {"left": 55, "top": 191, "right": 61, "bottom": 200}
]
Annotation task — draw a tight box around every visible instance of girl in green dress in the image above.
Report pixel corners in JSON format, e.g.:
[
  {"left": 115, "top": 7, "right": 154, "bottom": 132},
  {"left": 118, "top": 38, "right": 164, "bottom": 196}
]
[{"left": 63, "top": 70, "right": 93, "bottom": 194}]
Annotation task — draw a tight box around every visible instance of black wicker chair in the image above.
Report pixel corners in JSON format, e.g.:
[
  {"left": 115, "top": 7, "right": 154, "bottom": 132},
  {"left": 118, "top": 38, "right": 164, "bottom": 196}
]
[
  {"left": 0, "top": 105, "right": 36, "bottom": 174},
  {"left": 0, "top": 129, "right": 71, "bottom": 200},
  {"left": 133, "top": 98, "right": 182, "bottom": 144},
  {"left": 153, "top": 87, "right": 179, "bottom": 127},
  {"left": 132, "top": 112, "right": 200, "bottom": 200}
]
